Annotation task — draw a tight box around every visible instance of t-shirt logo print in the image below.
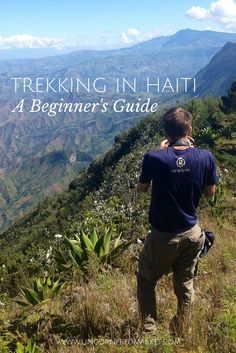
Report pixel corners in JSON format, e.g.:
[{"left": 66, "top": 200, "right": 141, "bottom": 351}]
[{"left": 176, "top": 157, "right": 186, "bottom": 168}]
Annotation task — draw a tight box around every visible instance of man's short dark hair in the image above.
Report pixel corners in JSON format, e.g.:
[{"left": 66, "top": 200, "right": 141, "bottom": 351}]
[{"left": 161, "top": 107, "right": 192, "bottom": 140}]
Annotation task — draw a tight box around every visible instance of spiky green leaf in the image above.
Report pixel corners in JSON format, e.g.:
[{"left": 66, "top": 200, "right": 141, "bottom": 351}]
[
  {"left": 65, "top": 237, "right": 83, "bottom": 257},
  {"left": 46, "top": 276, "right": 51, "bottom": 287},
  {"left": 103, "top": 228, "right": 112, "bottom": 255},
  {"left": 34, "top": 278, "right": 43, "bottom": 293},
  {"left": 80, "top": 230, "right": 94, "bottom": 251},
  {"left": 21, "top": 288, "right": 40, "bottom": 305},
  {"left": 15, "top": 299, "right": 29, "bottom": 307},
  {"left": 90, "top": 228, "right": 98, "bottom": 247},
  {"left": 114, "top": 233, "right": 122, "bottom": 249},
  {"left": 94, "top": 234, "right": 106, "bottom": 257},
  {"left": 16, "top": 342, "right": 25, "bottom": 353}
]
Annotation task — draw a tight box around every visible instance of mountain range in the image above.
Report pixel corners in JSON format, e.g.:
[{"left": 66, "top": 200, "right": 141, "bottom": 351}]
[
  {"left": 194, "top": 42, "right": 236, "bottom": 97},
  {"left": 0, "top": 28, "right": 236, "bottom": 232}
]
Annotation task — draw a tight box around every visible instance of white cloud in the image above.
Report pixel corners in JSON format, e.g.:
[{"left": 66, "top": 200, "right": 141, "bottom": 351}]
[
  {"left": 121, "top": 27, "right": 173, "bottom": 45},
  {"left": 0, "top": 34, "right": 71, "bottom": 50},
  {"left": 186, "top": 0, "right": 236, "bottom": 31},
  {"left": 186, "top": 6, "right": 211, "bottom": 20},
  {"left": 0, "top": 28, "right": 174, "bottom": 52},
  {"left": 0, "top": 33, "right": 128, "bottom": 51},
  {"left": 122, "top": 28, "right": 141, "bottom": 44}
]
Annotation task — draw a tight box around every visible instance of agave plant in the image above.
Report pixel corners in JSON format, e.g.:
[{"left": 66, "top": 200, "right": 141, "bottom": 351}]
[
  {"left": 55, "top": 228, "right": 133, "bottom": 270},
  {"left": 16, "top": 339, "right": 41, "bottom": 353},
  {"left": 16, "top": 276, "right": 65, "bottom": 306}
]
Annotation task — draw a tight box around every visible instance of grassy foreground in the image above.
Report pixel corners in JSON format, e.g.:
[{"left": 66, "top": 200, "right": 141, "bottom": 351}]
[{"left": 0, "top": 210, "right": 235, "bottom": 353}]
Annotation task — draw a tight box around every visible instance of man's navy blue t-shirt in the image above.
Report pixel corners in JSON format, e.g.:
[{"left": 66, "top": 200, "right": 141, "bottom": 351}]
[{"left": 139, "top": 147, "right": 218, "bottom": 232}]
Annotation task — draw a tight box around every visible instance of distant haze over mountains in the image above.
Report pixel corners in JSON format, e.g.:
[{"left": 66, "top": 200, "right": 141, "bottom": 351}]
[
  {"left": 1, "top": 28, "right": 236, "bottom": 61},
  {"left": 0, "top": 28, "right": 236, "bottom": 232}
]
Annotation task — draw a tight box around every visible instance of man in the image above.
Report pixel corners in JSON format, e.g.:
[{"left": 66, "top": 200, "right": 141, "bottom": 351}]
[{"left": 136, "top": 107, "right": 218, "bottom": 336}]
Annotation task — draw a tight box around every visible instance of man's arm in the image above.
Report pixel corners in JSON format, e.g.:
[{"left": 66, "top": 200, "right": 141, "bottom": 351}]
[
  {"left": 203, "top": 152, "right": 218, "bottom": 198},
  {"left": 137, "top": 181, "right": 151, "bottom": 193},
  {"left": 203, "top": 184, "right": 216, "bottom": 198},
  {"left": 138, "top": 152, "right": 152, "bottom": 192}
]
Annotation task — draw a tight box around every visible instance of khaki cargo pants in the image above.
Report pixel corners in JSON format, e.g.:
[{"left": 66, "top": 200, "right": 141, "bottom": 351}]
[{"left": 136, "top": 223, "right": 205, "bottom": 334}]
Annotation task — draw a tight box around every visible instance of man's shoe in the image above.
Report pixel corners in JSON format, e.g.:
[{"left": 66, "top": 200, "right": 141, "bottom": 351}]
[{"left": 142, "top": 316, "right": 157, "bottom": 335}]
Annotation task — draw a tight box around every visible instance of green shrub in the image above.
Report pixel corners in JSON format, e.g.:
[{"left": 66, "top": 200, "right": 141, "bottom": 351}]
[
  {"left": 16, "top": 339, "right": 41, "bottom": 353},
  {"left": 55, "top": 228, "right": 133, "bottom": 270},
  {"left": 16, "top": 277, "right": 65, "bottom": 306}
]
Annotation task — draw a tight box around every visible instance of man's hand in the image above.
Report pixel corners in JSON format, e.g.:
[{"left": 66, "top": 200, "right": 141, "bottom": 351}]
[
  {"left": 137, "top": 181, "right": 151, "bottom": 193},
  {"left": 203, "top": 185, "right": 216, "bottom": 198}
]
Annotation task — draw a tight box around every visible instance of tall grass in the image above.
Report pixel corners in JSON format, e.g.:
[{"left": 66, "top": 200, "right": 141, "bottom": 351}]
[{"left": 0, "top": 215, "right": 235, "bottom": 353}]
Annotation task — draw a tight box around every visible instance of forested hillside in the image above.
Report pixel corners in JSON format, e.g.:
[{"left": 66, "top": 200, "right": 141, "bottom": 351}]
[
  {"left": 194, "top": 42, "right": 236, "bottom": 97},
  {"left": 0, "top": 86, "right": 235, "bottom": 353}
]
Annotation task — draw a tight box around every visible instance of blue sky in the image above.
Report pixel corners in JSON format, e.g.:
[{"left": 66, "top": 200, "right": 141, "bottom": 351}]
[{"left": 0, "top": 0, "right": 236, "bottom": 51}]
